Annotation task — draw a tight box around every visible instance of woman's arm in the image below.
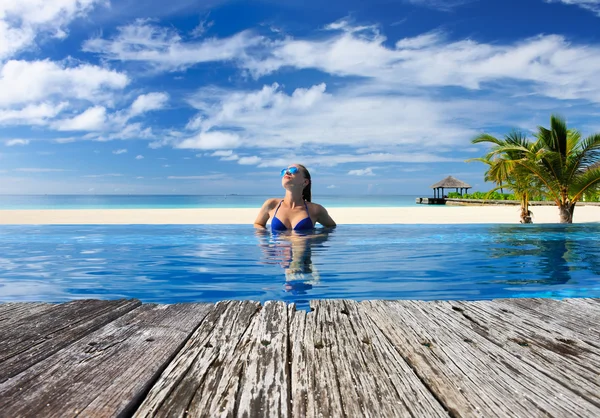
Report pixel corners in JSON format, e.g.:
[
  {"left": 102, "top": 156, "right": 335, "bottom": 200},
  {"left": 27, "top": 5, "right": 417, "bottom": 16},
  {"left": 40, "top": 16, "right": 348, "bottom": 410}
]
[
  {"left": 254, "top": 198, "right": 276, "bottom": 228},
  {"left": 315, "top": 204, "right": 336, "bottom": 228}
]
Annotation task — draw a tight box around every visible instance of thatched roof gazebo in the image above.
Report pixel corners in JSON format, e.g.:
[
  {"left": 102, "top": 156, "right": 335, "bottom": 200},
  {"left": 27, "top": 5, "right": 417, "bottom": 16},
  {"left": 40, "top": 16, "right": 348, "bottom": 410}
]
[{"left": 431, "top": 176, "right": 472, "bottom": 199}]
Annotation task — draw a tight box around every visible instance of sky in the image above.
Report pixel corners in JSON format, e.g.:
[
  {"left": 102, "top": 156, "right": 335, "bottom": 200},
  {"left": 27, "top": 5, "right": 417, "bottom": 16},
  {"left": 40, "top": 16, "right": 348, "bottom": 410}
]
[{"left": 2, "top": 0, "right": 600, "bottom": 196}]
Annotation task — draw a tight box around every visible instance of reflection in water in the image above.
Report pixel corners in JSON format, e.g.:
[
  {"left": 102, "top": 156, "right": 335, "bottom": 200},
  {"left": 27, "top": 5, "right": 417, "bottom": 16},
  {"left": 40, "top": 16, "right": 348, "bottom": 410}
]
[
  {"left": 255, "top": 228, "right": 334, "bottom": 295},
  {"left": 487, "top": 224, "right": 596, "bottom": 286}
]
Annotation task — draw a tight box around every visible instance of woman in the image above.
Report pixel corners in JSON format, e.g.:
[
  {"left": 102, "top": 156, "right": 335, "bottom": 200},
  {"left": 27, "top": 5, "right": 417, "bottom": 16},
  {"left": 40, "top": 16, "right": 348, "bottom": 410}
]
[{"left": 254, "top": 164, "right": 336, "bottom": 230}]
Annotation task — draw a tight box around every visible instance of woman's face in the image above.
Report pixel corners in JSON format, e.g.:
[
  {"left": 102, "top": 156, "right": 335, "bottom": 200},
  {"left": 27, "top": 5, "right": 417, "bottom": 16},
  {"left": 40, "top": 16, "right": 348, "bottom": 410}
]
[{"left": 281, "top": 165, "right": 307, "bottom": 190}]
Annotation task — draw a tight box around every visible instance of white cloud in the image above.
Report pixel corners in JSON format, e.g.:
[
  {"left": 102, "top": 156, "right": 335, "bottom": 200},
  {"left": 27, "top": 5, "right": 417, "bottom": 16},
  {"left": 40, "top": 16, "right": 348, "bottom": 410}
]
[
  {"left": 129, "top": 92, "right": 169, "bottom": 117},
  {"left": 240, "top": 22, "right": 600, "bottom": 103},
  {"left": 210, "top": 150, "right": 234, "bottom": 157},
  {"left": 54, "top": 137, "right": 77, "bottom": 143},
  {"left": 190, "top": 14, "right": 214, "bottom": 38},
  {"left": 100, "top": 123, "right": 155, "bottom": 141},
  {"left": 256, "top": 152, "right": 459, "bottom": 168},
  {"left": 168, "top": 174, "right": 227, "bottom": 180},
  {"left": 403, "top": 0, "right": 475, "bottom": 11},
  {"left": 348, "top": 167, "right": 375, "bottom": 176},
  {"left": 0, "top": 102, "right": 67, "bottom": 125},
  {"left": 395, "top": 32, "right": 444, "bottom": 49},
  {"left": 186, "top": 82, "right": 478, "bottom": 152},
  {"left": 0, "top": 0, "right": 107, "bottom": 61},
  {"left": 238, "top": 156, "right": 261, "bottom": 165},
  {"left": 546, "top": 0, "right": 600, "bottom": 16},
  {"left": 75, "top": 19, "right": 600, "bottom": 109},
  {"left": 326, "top": 184, "right": 337, "bottom": 189},
  {"left": 135, "top": 155, "right": 144, "bottom": 159},
  {"left": 53, "top": 106, "right": 106, "bottom": 131},
  {"left": 0, "top": 60, "right": 128, "bottom": 107},
  {"left": 221, "top": 154, "right": 239, "bottom": 161},
  {"left": 175, "top": 131, "right": 242, "bottom": 150},
  {"left": 83, "top": 19, "right": 263, "bottom": 71},
  {"left": 208, "top": 149, "right": 240, "bottom": 161},
  {"left": 83, "top": 173, "right": 123, "bottom": 178},
  {"left": 15, "top": 168, "right": 68, "bottom": 172},
  {"left": 113, "top": 148, "right": 127, "bottom": 154},
  {"left": 4, "top": 139, "right": 29, "bottom": 146}
]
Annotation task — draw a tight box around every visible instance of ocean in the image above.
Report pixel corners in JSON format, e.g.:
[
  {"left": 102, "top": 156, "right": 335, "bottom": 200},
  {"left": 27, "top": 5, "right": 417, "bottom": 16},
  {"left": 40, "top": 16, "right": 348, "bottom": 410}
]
[{"left": 0, "top": 195, "right": 421, "bottom": 209}]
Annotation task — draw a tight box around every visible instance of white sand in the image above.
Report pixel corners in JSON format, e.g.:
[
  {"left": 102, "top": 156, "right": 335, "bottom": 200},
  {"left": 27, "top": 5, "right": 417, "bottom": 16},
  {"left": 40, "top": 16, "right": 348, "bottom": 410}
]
[{"left": 0, "top": 205, "right": 598, "bottom": 224}]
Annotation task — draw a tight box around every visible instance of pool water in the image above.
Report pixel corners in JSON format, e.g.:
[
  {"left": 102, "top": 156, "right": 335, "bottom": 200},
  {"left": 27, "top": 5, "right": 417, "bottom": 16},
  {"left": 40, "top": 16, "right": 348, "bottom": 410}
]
[{"left": 1, "top": 224, "right": 599, "bottom": 310}]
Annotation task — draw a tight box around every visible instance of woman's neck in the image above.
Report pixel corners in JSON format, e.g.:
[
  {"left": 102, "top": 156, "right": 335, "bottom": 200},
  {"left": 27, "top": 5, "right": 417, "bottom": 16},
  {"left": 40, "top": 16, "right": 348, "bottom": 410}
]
[{"left": 283, "top": 190, "right": 304, "bottom": 208}]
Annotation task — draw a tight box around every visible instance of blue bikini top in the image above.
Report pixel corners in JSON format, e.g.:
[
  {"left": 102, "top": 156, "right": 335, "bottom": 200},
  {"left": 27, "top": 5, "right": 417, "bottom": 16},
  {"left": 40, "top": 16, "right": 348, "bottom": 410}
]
[{"left": 271, "top": 200, "right": 314, "bottom": 231}]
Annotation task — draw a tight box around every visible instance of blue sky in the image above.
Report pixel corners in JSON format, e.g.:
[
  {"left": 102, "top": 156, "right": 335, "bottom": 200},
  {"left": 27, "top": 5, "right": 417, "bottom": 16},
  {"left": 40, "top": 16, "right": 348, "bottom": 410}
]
[{"left": 2, "top": 0, "right": 600, "bottom": 195}]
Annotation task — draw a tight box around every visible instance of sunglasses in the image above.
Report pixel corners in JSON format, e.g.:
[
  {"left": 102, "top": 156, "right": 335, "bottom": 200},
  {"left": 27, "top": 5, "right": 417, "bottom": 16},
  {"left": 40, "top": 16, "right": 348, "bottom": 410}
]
[{"left": 280, "top": 167, "right": 299, "bottom": 177}]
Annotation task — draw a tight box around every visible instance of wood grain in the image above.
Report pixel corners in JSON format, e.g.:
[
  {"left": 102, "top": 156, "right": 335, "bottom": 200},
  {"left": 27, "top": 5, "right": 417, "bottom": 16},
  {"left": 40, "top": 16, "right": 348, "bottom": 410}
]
[
  {"left": 0, "top": 298, "right": 141, "bottom": 382},
  {"left": 361, "top": 300, "right": 600, "bottom": 417},
  {"left": 0, "top": 302, "right": 54, "bottom": 329},
  {"left": 0, "top": 303, "right": 212, "bottom": 417},
  {"left": 133, "top": 300, "right": 262, "bottom": 417}
]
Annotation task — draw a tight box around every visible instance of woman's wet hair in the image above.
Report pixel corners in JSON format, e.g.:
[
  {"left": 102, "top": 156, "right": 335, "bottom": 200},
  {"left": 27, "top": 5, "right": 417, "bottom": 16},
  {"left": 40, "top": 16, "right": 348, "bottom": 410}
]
[{"left": 296, "top": 164, "right": 312, "bottom": 202}]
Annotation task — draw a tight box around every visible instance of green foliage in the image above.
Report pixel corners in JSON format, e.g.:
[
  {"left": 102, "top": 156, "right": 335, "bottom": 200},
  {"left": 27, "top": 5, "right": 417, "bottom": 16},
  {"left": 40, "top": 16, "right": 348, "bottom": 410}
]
[
  {"left": 447, "top": 191, "right": 516, "bottom": 200},
  {"left": 469, "top": 114, "right": 600, "bottom": 223}
]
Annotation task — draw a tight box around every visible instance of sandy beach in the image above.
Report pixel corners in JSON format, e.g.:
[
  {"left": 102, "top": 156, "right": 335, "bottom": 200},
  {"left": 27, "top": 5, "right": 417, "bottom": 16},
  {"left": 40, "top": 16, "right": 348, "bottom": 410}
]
[{"left": 0, "top": 205, "right": 599, "bottom": 224}]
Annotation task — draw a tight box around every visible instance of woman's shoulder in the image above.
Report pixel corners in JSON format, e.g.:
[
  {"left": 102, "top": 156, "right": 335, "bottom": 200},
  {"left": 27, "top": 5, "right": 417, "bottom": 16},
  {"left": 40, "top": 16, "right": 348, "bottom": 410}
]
[
  {"left": 306, "top": 201, "right": 326, "bottom": 213},
  {"left": 262, "top": 198, "right": 281, "bottom": 209}
]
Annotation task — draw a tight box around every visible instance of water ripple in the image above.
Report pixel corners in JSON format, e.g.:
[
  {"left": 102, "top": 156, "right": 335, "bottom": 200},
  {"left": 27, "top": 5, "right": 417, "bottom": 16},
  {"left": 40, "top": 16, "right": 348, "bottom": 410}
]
[{"left": 0, "top": 224, "right": 600, "bottom": 310}]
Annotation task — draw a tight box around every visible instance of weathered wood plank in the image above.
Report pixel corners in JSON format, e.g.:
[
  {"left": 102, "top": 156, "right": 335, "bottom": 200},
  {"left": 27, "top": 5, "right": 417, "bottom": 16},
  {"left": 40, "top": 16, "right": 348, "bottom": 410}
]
[
  {"left": 361, "top": 300, "right": 600, "bottom": 417},
  {"left": 562, "top": 298, "right": 600, "bottom": 314},
  {"left": 0, "top": 302, "right": 213, "bottom": 417},
  {"left": 439, "top": 300, "right": 600, "bottom": 408},
  {"left": 321, "top": 300, "right": 448, "bottom": 417},
  {"left": 0, "top": 302, "right": 54, "bottom": 328},
  {"left": 133, "top": 300, "right": 262, "bottom": 417},
  {"left": 235, "top": 301, "right": 289, "bottom": 417},
  {"left": 0, "top": 298, "right": 141, "bottom": 382},
  {"left": 289, "top": 302, "right": 345, "bottom": 417},
  {"left": 498, "top": 298, "right": 600, "bottom": 343}
]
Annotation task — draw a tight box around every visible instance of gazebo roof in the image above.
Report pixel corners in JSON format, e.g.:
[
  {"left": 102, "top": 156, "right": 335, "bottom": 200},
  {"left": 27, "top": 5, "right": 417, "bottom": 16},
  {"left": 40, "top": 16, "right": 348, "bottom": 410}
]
[{"left": 431, "top": 176, "right": 472, "bottom": 189}]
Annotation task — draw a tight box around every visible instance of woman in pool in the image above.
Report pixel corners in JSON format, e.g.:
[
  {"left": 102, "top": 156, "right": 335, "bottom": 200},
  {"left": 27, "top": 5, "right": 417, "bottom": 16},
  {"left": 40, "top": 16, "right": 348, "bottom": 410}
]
[{"left": 254, "top": 164, "right": 336, "bottom": 231}]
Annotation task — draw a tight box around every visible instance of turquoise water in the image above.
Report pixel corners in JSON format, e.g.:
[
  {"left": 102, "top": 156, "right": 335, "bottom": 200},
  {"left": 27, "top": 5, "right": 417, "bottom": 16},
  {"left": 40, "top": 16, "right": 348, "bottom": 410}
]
[
  {"left": 1, "top": 224, "right": 599, "bottom": 310},
  {"left": 0, "top": 195, "right": 420, "bottom": 209}
]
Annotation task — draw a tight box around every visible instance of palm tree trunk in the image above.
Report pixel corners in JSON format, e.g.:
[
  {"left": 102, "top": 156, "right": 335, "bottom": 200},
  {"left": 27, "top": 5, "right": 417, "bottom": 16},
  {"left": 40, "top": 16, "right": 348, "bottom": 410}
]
[
  {"left": 520, "top": 192, "right": 532, "bottom": 223},
  {"left": 520, "top": 208, "right": 533, "bottom": 223},
  {"left": 558, "top": 203, "right": 575, "bottom": 223}
]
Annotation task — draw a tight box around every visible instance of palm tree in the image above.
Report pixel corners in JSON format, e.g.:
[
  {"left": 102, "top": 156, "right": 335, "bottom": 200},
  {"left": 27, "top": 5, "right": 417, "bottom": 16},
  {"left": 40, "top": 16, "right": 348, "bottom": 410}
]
[
  {"left": 473, "top": 115, "right": 600, "bottom": 223},
  {"left": 469, "top": 131, "right": 540, "bottom": 223}
]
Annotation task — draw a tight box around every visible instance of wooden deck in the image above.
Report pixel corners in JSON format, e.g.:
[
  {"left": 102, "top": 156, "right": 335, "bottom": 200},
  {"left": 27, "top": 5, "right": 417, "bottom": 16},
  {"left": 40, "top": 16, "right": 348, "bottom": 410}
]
[{"left": 1, "top": 298, "right": 599, "bottom": 417}]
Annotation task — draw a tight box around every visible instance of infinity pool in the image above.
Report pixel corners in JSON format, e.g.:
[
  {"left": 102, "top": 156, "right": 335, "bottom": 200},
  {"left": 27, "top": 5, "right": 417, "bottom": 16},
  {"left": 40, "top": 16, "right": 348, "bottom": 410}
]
[{"left": 1, "top": 224, "right": 599, "bottom": 310}]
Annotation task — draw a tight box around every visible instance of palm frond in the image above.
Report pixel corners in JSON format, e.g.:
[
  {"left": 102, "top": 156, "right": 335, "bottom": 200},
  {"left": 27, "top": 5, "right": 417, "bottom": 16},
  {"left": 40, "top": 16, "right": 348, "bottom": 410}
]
[
  {"left": 466, "top": 157, "right": 493, "bottom": 165},
  {"left": 514, "top": 158, "right": 562, "bottom": 204},
  {"left": 537, "top": 126, "right": 554, "bottom": 150},
  {"left": 566, "top": 128, "right": 581, "bottom": 156},
  {"left": 550, "top": 114, "right": 568, "bottom": 157},
  {"left": 570, "top": 167, "right": 600, "bottom": 202},
  {"left": 575, "top": 133, "right": 600, "bottom": 171},
  {"left": 504, "top": 130, "right": 531, "bottom": 149},
  {"left": 471, "top": 133, "right": 504, "bottom": 146}
]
